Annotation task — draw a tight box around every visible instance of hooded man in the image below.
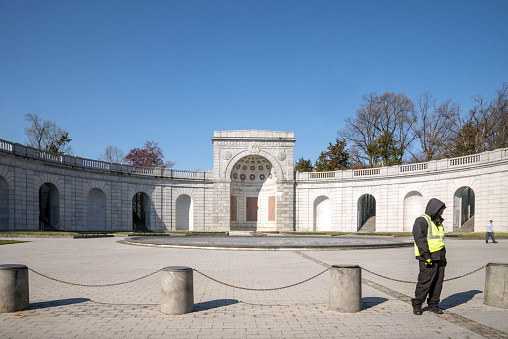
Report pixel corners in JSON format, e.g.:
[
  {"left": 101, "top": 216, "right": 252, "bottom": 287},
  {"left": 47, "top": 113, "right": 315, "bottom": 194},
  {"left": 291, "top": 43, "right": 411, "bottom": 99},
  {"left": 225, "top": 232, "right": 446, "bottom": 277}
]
[{"left": 411, "top": 198, "right": 447, "bottom": 315}]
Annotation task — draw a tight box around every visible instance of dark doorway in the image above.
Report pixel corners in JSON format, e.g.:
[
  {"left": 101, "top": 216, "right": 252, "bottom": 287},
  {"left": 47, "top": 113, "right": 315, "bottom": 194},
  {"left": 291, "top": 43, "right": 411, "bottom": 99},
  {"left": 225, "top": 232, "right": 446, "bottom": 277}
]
[
  {"left": 39, "top": 183, "right": 59, "bottom": 230},
  {"left": 132, "top": 192, "right": 149, "bottom": 231},
  {"left": 358, "top": 194, "right": 376, "bottom": 231}
]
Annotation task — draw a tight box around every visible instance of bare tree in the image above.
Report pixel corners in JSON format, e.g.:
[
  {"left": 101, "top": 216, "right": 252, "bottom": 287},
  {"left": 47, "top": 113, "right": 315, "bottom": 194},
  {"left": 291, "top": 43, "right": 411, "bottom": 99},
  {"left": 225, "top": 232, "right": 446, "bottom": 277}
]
[
  {"left": 448, "top": 83, "right": 508, "bottom": 156},
  {"left": 98, "top": 145, "right": 125, "bottom": 163},
  {"left": 485, "top": 82, "right": 508, "bottom": 150},
  {"left": 410, "top": 92, "right": 459, "bottom": 162},
  {"left": 339, "top": 92, "right": 415, "bottom": 167},
  {"left": 375, "top": 92, "right": 416, "bottom": 164},
  {"left": 24, "top": 113, "right": 72, "bottom": 154},
  {"left": 339, "top": 92, "right": 380, "bottom": 166}
]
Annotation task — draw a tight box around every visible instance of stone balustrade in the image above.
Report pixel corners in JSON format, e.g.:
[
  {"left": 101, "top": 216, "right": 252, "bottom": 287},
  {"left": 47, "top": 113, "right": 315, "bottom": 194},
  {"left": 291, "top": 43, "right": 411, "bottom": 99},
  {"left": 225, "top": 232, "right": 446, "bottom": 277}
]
[
  {"left": 2, "top": 137, "right": 506, "bottom": 183},
  {"left": 0, "top": 138, "right": 208, "bottom": 180},
  {"left": 295, "top": 147, "right": 508, "bottom": 181}
]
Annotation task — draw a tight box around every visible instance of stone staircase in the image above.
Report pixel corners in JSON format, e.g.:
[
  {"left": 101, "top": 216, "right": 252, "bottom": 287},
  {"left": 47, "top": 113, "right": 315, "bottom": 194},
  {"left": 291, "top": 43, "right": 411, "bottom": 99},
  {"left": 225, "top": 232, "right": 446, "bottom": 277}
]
[
  {"left": 457, "top": 215, "right": 475, "bottom": 232},
  {"left": 357, "top": 216, "right": 376, "bottom": 233}
]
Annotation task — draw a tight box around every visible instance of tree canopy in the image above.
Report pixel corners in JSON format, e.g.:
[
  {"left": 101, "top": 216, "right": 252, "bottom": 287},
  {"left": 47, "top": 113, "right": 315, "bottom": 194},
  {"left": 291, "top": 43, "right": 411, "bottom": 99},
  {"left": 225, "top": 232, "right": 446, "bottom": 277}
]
[
  {"left": 125, "top": 141, "right": 175, "bottom": 168},
  {"left": 24, "top": 113, "right": 72, "bottom": 154},
  {"left": 294, "top": 157, "right": 314, "bottom": 172},
  {"left": 99, "top": 145, "right": 125, "bottom": 163}
]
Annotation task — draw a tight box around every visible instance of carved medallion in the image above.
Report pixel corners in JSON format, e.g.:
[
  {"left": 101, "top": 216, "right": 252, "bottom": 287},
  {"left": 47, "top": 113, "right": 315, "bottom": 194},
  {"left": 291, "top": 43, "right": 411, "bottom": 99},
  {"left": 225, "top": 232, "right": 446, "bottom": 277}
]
[
  {"left": 276, "top": 150, "right": 286, "bottom": 161},
  {"left": 249, "top": 142, "right": 260, "bottom": 154}
]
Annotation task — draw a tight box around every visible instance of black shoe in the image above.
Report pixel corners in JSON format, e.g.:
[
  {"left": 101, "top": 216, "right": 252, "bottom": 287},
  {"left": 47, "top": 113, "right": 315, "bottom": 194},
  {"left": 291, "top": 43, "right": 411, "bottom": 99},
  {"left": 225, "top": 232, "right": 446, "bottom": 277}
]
[
  {"left": 493, "top": 242, "right": 498, "bottom": 243},
  {"left": 413, "top": 308, "right": 423, "bottom": 315},
  {"left": 428, "top": 307, "right": 443, "bottom": 314}
]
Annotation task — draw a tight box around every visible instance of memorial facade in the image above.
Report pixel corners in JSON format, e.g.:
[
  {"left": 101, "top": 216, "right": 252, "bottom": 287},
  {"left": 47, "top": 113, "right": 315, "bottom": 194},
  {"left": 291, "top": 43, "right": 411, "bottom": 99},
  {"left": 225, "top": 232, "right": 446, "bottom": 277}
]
[{"left": 0, "top": 130, "right": 507, "bottom": 233}]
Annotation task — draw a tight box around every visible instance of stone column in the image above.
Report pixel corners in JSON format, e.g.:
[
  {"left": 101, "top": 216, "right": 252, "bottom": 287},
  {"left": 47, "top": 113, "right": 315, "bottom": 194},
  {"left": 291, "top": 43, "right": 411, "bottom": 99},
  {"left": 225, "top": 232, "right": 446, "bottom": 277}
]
[
  {"left": 329, "top": 265, "right": 362, "bottom": 313},
  {"left": 484, "top": 263, "right": 508, "bottom": 309},
  {"left": 0, "top": 264, "right": 29, "bottom": 313},
  {"left": 161, "top": 266, "right": 194, "bottom": 315}
]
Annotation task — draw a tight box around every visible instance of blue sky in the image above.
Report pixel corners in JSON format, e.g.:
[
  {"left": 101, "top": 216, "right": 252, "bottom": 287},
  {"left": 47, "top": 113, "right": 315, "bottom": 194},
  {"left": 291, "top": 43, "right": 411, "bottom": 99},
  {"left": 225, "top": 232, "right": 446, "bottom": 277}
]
[{"left": 1, "top": 0, "right": 507, "bottom": 171}]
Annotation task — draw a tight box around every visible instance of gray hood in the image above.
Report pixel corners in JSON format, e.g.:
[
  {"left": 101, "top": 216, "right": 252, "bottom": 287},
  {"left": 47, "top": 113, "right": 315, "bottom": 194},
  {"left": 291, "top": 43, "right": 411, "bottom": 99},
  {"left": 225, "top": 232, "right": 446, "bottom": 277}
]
[{"left": 425, "top": 198, "right": 446, "bottom": 219}]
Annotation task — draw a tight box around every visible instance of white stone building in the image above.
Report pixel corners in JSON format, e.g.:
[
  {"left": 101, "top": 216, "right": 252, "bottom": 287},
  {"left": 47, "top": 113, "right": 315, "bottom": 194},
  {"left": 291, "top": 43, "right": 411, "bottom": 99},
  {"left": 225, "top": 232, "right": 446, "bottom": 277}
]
[{"left": 0, "top": 130, "right": 507, "bottom": 233}]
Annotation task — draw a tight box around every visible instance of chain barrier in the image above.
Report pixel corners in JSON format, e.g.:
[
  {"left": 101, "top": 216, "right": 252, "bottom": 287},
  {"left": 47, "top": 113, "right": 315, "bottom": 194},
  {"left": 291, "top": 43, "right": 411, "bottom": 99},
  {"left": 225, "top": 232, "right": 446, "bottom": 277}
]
[
  {"left": 28, "top": 267, "right": 163, "bottom": 287},
  {"left": 27, "top": 264, "right": 487, "bottom": 288},
  {"left": 361, "top": 264, "right": 488, "bottom": 284},
  {"left": 193, "top": 267, "right": 330, "bottom": 291}
]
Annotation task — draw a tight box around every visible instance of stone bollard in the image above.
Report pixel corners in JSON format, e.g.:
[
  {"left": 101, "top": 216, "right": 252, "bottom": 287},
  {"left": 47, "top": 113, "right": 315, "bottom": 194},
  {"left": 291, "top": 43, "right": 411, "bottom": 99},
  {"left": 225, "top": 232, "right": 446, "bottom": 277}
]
[
  {"left": 0, "top": 264, "right": 29, "bottom": 313},
  {"left": 161, "top": 266, "right": 194, "bottom": 315},
  {"left": 484, "top": 263, "right": 508, "bottom": 309},
  {"left": 329, "top": 265, "right": 362, "bottom": 313}
]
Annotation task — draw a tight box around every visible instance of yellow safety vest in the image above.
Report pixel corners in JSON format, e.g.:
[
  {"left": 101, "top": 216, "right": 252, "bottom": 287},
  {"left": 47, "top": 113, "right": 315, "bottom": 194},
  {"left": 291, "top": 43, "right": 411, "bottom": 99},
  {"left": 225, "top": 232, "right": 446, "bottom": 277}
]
[{"left": 414, "top": 214, "right": 445, "bottom": 256}]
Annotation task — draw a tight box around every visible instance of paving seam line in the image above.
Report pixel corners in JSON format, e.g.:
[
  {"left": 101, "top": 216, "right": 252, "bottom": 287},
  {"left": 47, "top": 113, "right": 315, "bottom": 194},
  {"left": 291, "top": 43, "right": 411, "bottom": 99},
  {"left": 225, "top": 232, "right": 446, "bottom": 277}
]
[{"left": 293, "top": 251, "right": 508, "bottom": 339}]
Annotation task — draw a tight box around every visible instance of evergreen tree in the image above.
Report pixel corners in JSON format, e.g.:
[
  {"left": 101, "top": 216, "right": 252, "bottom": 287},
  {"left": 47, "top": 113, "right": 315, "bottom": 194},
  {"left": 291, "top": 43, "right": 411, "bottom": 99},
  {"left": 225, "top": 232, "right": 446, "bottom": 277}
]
[
  {"left": 314, "top": 151, "right": 329, "bottom": 172},
  {"left": 325, "top": 138, "right": 350, "bottom": 170},
  {"left": 294, "top": 157, "right": 314, "bottom": 172},
  {"left": 369, "top": 131, "right": 403, "bottom": 166}
]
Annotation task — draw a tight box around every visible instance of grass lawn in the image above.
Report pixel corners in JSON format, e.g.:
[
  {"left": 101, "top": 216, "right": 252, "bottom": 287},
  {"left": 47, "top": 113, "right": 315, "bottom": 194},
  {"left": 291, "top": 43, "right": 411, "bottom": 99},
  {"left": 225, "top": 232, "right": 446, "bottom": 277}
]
[
  {"left": 0, "top": 231, "right": 75, "bottom": 236},
  {"left": 0, "top": 240, "right": 30, "bottom": 245}
]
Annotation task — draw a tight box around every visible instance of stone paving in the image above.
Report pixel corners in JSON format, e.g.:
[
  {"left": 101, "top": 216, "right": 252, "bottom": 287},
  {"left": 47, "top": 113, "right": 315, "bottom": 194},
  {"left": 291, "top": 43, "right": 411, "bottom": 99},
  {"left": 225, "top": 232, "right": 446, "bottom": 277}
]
[{"left": 0, "top": 235, "right": 507, "bottom": 339}]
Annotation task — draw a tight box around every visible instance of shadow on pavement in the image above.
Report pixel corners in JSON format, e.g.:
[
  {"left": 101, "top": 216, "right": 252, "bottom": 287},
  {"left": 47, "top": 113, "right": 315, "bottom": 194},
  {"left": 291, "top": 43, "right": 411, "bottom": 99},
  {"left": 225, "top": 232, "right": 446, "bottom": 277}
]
[
  {"left": 440, "top": 290, "right": 483, "bottom": 309},
  {"left": 194, "top": 299, "right": 239, "bottom": 311},
  {"left": 362, "top": 297, "right": 388, "bottom": 310},
  {"left": 29, "top": 298, "right": 91, "bottom": 310}
]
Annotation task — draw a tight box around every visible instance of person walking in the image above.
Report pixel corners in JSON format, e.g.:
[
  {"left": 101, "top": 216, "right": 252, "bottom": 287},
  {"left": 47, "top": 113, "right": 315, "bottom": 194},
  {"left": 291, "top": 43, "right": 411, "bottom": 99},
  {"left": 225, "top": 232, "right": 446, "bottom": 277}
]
[
  {"left": 486, "top": 220, "right": 498, "bottom": 243},
  {"left": 411, "top": 198, "right": 447, "bottom": 315}
]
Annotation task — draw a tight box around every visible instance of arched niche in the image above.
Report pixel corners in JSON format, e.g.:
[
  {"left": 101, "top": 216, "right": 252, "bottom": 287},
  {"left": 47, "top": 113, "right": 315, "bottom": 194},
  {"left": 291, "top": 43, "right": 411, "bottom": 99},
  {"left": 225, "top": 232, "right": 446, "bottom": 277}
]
[
  {"left": 403, "top": 191, "right": 423, "bottom": 231},
  {"left": 229, "top": 155, "right": 276, "bottom": 231},
  {"left": 176, "top": 194, "right": 193, "bottom": 231},
  {"left": 87, "top": 188, "right": 106, "bottom": 230},
  {"left": 0, "top": 176, "right": 8, "bottom": 230},
  {"left": 313, "top": 196, "right": 331, "bottom": 232}
]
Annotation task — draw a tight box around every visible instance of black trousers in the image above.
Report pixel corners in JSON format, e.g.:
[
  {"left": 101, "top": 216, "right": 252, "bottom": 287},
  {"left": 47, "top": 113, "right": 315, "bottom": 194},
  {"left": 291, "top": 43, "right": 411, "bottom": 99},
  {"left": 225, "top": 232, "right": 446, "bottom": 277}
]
[{"left": 411, "top": 260, "right": 446, "bottom": 308}]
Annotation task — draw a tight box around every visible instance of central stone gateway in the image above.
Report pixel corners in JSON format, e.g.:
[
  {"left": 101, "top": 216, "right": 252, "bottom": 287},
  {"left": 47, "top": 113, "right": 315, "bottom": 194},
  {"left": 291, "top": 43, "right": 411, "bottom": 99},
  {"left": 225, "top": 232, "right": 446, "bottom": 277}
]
[{"left": 211, "top": 130, "right": 296, "bottom": 232}]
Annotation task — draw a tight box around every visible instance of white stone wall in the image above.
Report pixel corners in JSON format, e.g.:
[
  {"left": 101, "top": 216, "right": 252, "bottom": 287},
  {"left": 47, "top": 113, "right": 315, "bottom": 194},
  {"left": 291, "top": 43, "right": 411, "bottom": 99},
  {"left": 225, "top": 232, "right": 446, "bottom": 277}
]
[
  {"left": 0, "top": 147, "right": 214, "bottom": 231},
  {"left": 295, "top": 149, "right": 508, "bottom": 233},
  {"left": 1, "top": 134, "right": 507, "bottom": 233}
]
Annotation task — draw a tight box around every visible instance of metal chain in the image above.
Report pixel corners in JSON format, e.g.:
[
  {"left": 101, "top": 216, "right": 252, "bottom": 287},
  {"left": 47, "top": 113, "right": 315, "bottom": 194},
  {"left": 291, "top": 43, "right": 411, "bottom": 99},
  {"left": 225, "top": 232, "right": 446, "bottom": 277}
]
[
  {"left": 442, "top": 264, "right": 488, "bottom": 282},
  {"left": 27, "top": 264, "right": 487, "bottom": 288},
  {"left": 361, "top": 264, "right": 488, "bottom": 284},
  {"left": 28, "top": 267, "right": 163, "bottom": 287},
  {"left": 361, "top": 267, "right": 416, "bottom": 283},
  {"left": 193, "top": 267, "right": 330, "bottom": 291}
]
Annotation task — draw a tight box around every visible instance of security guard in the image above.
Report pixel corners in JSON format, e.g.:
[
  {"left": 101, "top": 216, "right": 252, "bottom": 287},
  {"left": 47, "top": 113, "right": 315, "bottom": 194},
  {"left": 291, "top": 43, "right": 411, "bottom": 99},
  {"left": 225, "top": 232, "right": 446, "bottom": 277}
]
[{"left": 411, "top": 198, "right": 447, "bottom": 315}]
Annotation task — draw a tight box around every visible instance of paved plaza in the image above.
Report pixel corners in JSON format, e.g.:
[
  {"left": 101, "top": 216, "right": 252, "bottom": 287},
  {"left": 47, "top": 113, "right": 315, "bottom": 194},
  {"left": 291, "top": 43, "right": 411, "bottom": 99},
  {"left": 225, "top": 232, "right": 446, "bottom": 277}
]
[{"left": 0, "top": 235, "right": 507, "bottom": 338}]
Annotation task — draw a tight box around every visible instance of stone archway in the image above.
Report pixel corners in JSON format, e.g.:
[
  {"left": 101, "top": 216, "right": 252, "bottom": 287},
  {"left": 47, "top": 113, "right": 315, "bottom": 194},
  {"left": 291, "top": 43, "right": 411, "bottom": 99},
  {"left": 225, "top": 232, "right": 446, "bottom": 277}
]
[
  {"left": 313, "top": 196, "right": 331, "bottom": 232},
  {"left": 403, "top": 191, "right": 423, "bottom": 231},
  {"left": 87, "top": 188, "right": 106, "bottom": 230},
  {"left": 132, "top": 192, "right": 150, "bottom": 231},
  {"left": 454, "top": 187, "right": 475, "bottom": 231},
  {"left": 176, "top": 194, "right": 193, "bottom": 231},
  {"left": 229, "top": 155, "right": 277, "bottom": 231},
  {"left": 39, "top": 183, "right": 60, "bottom": 230},
  {"left": 357, "top": 194, "right": 376, "bottom": 231}
]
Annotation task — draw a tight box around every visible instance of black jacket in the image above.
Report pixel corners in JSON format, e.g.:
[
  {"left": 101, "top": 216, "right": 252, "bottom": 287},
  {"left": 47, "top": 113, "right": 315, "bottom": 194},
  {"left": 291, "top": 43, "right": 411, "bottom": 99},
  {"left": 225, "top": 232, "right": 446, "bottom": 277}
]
[{"left": 413, "top": 198, "right": 446, "bottom": 261}]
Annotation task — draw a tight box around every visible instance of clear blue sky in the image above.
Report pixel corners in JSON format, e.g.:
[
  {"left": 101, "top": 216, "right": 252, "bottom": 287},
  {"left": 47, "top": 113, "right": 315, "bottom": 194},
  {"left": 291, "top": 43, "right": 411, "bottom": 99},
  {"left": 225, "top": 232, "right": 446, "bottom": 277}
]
[{"left": 1, "top": 0, "right": 507, "bottom": 171}]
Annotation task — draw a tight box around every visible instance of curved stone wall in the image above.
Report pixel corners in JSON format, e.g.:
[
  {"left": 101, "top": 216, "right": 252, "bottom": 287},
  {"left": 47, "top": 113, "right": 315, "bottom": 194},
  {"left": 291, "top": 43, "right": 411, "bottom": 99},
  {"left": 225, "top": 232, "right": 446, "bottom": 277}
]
[
  {"left": 1, "top": 133, "right": 507, "bottom": 232},
  {"left": 295, "top": 149, "right": 508, "bottom": 233}
]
